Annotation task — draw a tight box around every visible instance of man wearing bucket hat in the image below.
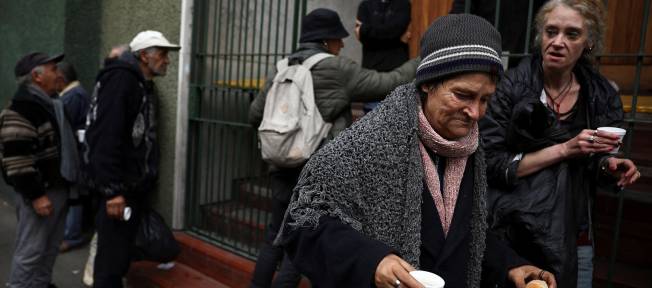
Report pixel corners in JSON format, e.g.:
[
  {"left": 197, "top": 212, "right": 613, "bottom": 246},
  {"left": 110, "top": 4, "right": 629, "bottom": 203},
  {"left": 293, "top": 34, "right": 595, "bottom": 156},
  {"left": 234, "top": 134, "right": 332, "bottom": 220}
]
[
  {"left": 273, "top": 14, "right": 557, "bottom": 288},
  {"left": 84, "top": 30, "right": 179, "bottom": 288},
  {"left": 248, "top": 7, "right": 418, "bottom": 288},
  {"left": 2, "top": 51, "right": 79, "bottom": 288}
]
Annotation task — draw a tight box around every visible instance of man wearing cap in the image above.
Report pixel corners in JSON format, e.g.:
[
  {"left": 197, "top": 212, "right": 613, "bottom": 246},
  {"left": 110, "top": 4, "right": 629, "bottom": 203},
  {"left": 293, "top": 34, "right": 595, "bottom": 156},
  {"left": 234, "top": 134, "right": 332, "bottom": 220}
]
[
  {"left": 1, "top": 52, "right": 79, "bottom": 288},
  {"left": 84, "top": 30, "right": 179, "bottom": 288},
  {"left": 248, "top": 7, "right": 418, "bottom": 288},
  {"left": 273, "top": 14, "right": 557, "bottom": 288}
]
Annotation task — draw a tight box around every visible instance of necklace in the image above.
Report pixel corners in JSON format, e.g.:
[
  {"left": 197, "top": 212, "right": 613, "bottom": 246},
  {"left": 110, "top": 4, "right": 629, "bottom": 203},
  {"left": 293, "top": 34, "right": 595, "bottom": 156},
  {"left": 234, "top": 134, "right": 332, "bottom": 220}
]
[{"left": 544, "top": 73, "right": 574, "bottom": 118}]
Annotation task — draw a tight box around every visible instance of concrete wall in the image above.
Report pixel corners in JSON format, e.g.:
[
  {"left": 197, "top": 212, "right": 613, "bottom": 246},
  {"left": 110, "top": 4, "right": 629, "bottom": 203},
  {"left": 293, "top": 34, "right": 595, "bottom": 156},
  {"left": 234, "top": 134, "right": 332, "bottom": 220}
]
[
  {"left": 0, "top": 1, "right": 66, "bottom": 106},
  {"left": 98, "top": 0, "right": 182, "bottom": 222}
]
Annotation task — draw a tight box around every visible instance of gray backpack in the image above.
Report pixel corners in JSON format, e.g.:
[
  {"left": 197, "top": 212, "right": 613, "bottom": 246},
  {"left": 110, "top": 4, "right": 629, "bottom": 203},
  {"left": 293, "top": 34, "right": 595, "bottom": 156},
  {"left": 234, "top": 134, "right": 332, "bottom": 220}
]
[{"left": 258, "top": 53, "right": 333, "bottom": 167}]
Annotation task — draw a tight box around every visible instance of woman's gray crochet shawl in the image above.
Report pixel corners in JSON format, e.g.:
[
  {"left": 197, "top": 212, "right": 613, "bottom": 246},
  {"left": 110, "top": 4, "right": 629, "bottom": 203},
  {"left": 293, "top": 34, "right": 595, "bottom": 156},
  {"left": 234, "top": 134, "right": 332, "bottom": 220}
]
[{"left": 277, "top": 82, "right": 488, "bottom": 287}]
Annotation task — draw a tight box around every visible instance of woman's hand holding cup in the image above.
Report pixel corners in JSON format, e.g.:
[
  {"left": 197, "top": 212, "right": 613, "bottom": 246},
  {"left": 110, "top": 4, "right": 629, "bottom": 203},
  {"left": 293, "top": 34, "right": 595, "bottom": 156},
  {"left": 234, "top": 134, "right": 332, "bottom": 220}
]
[{"left": 375, "top": 254, "right": 424, "bottom": 288}]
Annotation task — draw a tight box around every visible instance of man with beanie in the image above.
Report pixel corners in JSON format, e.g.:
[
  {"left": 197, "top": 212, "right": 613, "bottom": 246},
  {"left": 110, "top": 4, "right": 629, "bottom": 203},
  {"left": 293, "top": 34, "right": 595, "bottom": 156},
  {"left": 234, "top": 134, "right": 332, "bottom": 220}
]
[
  {"left": 248, "top": 7, "right": 418, "bottom": 288},
  {"left": 84, "top": 30, "right": 179, "bottom": 288},
  {"left": 2, "top": 52, "right": 78, "bottom": 288},
  {"left": 273, "top": 14, "right": 557, "bottom": 288}
]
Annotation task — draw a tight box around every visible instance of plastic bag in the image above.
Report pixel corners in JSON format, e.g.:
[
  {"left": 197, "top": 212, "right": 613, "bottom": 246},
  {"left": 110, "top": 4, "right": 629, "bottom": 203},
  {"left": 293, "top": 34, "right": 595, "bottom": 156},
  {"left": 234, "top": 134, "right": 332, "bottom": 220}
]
[{"left": 133, "top": 209, "right": 180, "bottom": 263}]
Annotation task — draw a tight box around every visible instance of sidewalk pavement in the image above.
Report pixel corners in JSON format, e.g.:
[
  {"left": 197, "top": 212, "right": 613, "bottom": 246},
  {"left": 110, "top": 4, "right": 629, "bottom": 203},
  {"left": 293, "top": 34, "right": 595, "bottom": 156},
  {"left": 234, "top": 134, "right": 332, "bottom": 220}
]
[{"left": 0, "top": 184, "right": 89, "bottom": 288}]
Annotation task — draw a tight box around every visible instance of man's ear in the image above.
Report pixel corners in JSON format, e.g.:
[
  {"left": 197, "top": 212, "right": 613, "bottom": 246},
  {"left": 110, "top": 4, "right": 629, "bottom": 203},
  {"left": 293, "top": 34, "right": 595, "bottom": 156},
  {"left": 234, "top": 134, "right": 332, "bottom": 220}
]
[
  {"left": 138, "top": 50, "right": 148, "bottom": 63},
  {"left": 31, "top": 68, "right": 42, "bottom": 83}
]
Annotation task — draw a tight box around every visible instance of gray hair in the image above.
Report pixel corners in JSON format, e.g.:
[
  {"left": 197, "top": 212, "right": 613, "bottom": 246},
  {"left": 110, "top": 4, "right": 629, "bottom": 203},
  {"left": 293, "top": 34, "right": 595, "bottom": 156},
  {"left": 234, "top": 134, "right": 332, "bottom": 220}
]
[
  {"left": 133, "top": 47, "right": 161, "bottom": 61},
  {"left": 15, "top": 65, "right": 45, "bottom": 86},
  {"left": 533, "top": 0, "right": 606, "bottom": 63}
]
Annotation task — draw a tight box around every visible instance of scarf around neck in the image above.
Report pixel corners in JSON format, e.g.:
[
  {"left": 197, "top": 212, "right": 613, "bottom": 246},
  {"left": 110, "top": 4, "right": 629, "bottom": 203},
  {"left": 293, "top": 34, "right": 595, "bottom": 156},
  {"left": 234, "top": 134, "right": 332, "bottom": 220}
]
[
  {"left": 417, "top": 105, "right": 478, "bottom": 236},
  {"left": 27, "top": 84, "right": 79, "bottom": 183}
]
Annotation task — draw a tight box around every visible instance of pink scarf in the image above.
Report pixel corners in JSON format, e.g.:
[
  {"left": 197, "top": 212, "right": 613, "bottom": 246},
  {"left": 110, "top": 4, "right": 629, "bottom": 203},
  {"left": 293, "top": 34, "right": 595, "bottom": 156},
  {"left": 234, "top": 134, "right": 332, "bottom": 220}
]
[{"left": 417, "top": 106, "right": 478, "bottom": 237}]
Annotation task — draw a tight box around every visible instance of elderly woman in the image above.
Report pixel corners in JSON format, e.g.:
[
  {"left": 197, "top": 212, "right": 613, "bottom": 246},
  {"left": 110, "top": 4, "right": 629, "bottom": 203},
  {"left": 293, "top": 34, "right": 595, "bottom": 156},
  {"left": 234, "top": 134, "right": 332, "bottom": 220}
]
[
  {"left": 480, "top": 1, "right": 640, "bottom": 287},
  {"left": 275, "top": 14, "right": 556, "bottom": 288}
]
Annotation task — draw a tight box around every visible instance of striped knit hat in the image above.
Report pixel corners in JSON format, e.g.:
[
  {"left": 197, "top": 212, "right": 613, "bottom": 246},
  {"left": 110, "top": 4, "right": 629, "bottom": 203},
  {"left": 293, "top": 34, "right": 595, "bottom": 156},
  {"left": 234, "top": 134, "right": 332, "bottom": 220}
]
[{"left": 416, "top": 14, "right": 503, "bottom": 88}]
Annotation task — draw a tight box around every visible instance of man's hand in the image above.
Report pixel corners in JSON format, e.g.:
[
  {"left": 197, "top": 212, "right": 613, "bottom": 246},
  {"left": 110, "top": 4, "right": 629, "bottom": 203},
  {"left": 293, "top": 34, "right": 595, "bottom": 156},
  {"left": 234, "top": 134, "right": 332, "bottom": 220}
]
[
  {"left": 374, "top": 254, "right": 423, "bottom": 288},
  {"left": 508, "top": 265, "right": 556, "bottom": 288},
  {"left": 400, "top": 25, "right": 412, "bottom": 44},
  {"left": 106, "top": 195, "right": 126, "bottom": 220},
  {"left": 32, "top": 195, "right": 53, "bottom": 216}
]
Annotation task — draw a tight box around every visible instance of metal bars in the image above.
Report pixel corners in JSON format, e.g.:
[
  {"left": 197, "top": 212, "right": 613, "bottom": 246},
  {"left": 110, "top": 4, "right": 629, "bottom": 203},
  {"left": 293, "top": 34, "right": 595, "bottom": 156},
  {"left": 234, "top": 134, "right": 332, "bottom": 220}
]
[{"left": 186, "top": 0, "right": 306, "bottom": 259}]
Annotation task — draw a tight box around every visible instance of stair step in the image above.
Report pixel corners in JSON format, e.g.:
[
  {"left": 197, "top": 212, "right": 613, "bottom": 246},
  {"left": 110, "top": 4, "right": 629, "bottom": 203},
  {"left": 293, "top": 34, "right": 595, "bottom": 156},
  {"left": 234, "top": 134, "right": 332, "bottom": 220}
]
[
  {"left": 127, "top": 261, "right": 229, "bottom": 288},
  {"left": 199, "top": 201, "right": 269, "bottom": 249},
  {"left": 174, "top": 232, "right": 310, "bottom": 288}
]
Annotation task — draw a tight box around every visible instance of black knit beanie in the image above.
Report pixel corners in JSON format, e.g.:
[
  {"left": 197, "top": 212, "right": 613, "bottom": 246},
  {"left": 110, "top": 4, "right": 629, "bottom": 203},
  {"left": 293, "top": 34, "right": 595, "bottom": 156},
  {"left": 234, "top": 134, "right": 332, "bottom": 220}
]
[
  {"left": 300, "top": 8, "right": 349, "bottom": 43},
  {"left": 415, "top": 14, "right": 503, "bottom": 88}
]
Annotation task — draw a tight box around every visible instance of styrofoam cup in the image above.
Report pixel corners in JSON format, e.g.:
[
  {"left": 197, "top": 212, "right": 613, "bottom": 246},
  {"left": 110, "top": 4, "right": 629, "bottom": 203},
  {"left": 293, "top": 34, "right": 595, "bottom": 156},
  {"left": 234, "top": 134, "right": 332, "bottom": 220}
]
[
  {"left": 597, "top": 127, "right": 626, "bottom": 154},
  {"left": 409, "top": 270, "right": 445, "bottom": 288}
]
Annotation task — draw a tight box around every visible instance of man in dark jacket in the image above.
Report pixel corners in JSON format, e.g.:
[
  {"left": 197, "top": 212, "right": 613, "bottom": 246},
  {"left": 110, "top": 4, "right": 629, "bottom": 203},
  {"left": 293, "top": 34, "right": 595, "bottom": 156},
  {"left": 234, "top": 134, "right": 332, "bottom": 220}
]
[
  {"left": 55, "top": 61, "right": 91, "bottom": 253},
  {"left": 356, "top": 0, "right": 412, "bottom": 114},
  {"left": 85, "top": 30, "right": 179, "bottom": 288},
  {"left": 2, "top": 52, "right": 79, "bottom": 288}
]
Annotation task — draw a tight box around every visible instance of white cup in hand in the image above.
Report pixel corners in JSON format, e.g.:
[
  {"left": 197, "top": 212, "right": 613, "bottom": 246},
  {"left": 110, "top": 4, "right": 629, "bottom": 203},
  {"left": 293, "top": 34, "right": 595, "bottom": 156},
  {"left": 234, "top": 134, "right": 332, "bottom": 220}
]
[
  {"left": 597, "top": 127, "right": 626, "bottom": 154},
  {"left": 409, "top": 270, "right": 445, "bottom": 288}
]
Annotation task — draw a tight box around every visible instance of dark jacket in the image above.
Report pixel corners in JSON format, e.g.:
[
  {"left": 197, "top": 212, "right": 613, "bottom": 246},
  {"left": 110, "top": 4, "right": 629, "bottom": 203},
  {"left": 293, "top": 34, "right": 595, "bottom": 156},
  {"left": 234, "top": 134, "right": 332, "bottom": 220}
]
[
  {"left": 249, "top": 43, "right": 418, "bottom": 139},
  {"left": 278, "top": 83, "right": 526, "bottom": 287},
  {"left": 479, "top": 55, "right": 623, "bottom": 287},
  {"left": 85, "top": 52, "right": 158, "bottom": 199},
  {"left": 0, "top": 84, "right": 64, "bottom": 200},
  {"left": 357, "top": 0, "right": 411, "bottom": 71},
  {"left": 60, "top": 82, "right": 90, "bottom": 131}
]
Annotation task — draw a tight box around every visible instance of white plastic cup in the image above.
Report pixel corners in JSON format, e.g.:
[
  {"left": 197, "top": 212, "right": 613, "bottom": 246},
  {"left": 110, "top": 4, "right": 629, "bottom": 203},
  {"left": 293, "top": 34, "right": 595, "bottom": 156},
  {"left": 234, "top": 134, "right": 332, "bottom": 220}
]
[
  {"left": 123, "top": 206, "right": 132, "bottom": 221},
  {"left": 409, "top": 270, "right": 445, "bottom": 288},
  {"left": 77, "top": 129, "right": 86, "bottom": 143},
  {"left": 597, "top": 127, "right": 626, "bottom": 154}
]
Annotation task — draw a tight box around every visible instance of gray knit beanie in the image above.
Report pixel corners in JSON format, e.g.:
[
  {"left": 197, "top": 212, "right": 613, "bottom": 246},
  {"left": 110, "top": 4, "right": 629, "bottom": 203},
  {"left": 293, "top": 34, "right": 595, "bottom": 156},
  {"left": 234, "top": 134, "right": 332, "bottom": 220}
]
[{"left": 415, "top": 14, "right": 503, "bottom": 88}]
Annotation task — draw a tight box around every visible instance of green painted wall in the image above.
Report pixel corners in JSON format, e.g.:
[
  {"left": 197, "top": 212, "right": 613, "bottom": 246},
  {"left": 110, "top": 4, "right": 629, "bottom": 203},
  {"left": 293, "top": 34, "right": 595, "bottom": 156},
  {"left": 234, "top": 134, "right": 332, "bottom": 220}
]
[
  {"left": 0, "top": 0, "right": 182, "bottom": 223},
  {"left": 99, "top": 0, "right": 182, "bottom": 223},
  {"left": 0, "top": 1, "right": 66, "bottom": 105}
]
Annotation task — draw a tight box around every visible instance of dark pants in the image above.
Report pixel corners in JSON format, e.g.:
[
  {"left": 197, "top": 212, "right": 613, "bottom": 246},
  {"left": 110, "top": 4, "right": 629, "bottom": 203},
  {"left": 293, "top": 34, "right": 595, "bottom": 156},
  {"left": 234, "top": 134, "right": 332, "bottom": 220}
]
[
  {"left": 250, "top": 167, "right": 303, "bottom": 288},
  {"left": 93, "top": 198, "right": 141, "bottom": 288}
]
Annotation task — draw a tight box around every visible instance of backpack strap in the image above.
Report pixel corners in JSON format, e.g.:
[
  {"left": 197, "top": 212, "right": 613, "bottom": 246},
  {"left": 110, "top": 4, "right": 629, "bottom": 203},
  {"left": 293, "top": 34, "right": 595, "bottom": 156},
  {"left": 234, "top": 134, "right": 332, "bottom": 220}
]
[{"left": 301, "top": 53, "right": 333, "bottom": 70}]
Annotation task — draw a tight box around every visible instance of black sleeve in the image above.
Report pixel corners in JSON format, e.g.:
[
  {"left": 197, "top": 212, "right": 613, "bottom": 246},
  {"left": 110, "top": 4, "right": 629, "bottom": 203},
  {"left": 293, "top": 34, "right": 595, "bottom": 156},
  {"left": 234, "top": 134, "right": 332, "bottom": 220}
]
[
  {"left": 87, "top": 72, "right": 140, "bottom": 198},
  {"left": 284, "top": 216, "right": 395, "bottom": 287},
  {"left": 479, "top": 75, "right": 521, "bottom": 189},
  {"left": 482, "top": 230, "right": 530, "bottom": 287},
  {"left": 450, "top": 0, "right": 468, "bottom": 13},
  {"left": 359, "top": 0, "right": 411, "bottom": 42}
]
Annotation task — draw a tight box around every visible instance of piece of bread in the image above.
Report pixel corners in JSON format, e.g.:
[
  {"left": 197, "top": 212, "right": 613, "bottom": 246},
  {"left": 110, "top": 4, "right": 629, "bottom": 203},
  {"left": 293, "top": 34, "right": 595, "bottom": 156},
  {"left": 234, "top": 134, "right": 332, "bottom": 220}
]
[{"left": 525, "top": 280, "right": 548, "bottom": 288}]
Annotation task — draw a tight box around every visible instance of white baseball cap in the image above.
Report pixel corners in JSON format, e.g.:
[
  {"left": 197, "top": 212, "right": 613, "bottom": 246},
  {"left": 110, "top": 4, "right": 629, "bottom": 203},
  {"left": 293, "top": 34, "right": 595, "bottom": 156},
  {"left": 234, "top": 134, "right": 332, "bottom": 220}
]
[{"left": 129, "top": 30, "right": 181, "bottom": 52}]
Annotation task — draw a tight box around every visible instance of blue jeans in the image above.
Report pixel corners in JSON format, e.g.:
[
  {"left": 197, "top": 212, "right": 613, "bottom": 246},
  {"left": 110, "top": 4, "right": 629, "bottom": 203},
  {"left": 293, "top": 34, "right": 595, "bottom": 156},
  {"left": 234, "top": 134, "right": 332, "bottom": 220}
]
[
  {"left": 63, "top": 205, "right": 85, "bottom": 248},
  {"left": 577, "top": 245, "right": 593, "bottom": 288}
]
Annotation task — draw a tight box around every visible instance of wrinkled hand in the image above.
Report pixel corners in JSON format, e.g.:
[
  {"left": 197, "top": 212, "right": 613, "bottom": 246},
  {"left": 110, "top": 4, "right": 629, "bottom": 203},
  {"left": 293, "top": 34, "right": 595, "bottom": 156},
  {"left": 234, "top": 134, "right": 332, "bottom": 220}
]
[
  {"left": 508, "top": 265, "right": 556, "bottom": 288},
  {"left": 106, "top": 195, "right": 126, "bottom": 220},
  {"left": 562, "top": 129, "right": 619, "bottom": 158},
  {"left": 605, "top": 157, "right": 640, "bottom": 187},
  {"left": 375, "top": 254, "right": 423, "bottom": 288},
  {"left": 355, "top": 19, "right": 362, "bottom": 40},
  {"left": 32, "top": 195, "right": 53, "bottom": 216}
]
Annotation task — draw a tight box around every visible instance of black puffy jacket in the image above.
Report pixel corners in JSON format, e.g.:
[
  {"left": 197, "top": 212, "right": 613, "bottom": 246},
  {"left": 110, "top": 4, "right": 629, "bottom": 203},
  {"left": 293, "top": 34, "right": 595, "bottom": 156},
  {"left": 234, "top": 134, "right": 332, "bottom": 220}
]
[{"left": 479, "top": 55, "right": 623, "bottom": 288}]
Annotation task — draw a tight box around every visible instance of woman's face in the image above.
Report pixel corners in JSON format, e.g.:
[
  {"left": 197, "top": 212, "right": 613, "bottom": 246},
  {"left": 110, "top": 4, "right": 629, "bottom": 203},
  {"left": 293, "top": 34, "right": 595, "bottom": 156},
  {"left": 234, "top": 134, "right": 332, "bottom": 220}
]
[
  {"left": 540, "top": 5, "right": 590, "bottom": 73},
  {"left": 421, "top": 72, "right": 495, "bottom": 140}
]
